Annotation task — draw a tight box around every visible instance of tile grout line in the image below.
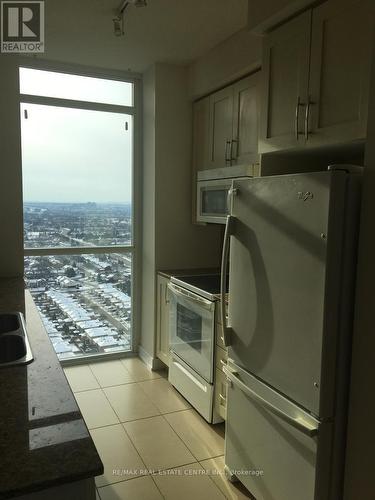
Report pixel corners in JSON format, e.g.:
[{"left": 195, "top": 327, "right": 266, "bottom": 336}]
[
  {"left": 73, "top": 363, "right": 165, "bottom": 429},
  {"left": 159, "top": 411, "right": 205, "bottom": 464},
  {"left": 87, "top": 363, "right": 103, "bottom": 386},
  {"left": 120, "top": 418, "right": 200, "bottom": 479},
  {"left": 101, "top": 380, "right": 161, "bottom": 423},
  {"left": 93, "top": 422, "right": 149, "bottom": 489},
  {"left": 70, "top": 373, "right": 165, "bottom": 394},
  {"left": 90, "top": 408, "right": 165, "bottom": 431},
  {"left": 149, "top": 474, "right": 167, "bottom": 499},
  {"left": 74, "top": 362, "right": 224, "bottom": 497},
  {"left": 97, "top": 474, "right": 167, "bottom": 500},
  {"left": 149, "top": 459, "right": 204, "bottom": 500},
  {"left": 135, "top": 378, "right": 192, "bottom": 415},
  {"left": 199, "top": 453, "right": 226, "bottom": 463},
  {"left": 161, "top": 406, "right": 226, "bottom": 464},
  {"left": 73, "top": 379, "right": 136, "bottom": 393},
  {"left": 73, "top": 362, "right": 165, "bottom": 496},
  {"left": 198, "top": 459, "right": 229, "bottom": 500},
  {"left": 78, "top": 361, "right": 158, "bottom": 426},
  {"left": 88, "top": 359, "right": 135, "bottom": 386},
  {"left": 96, "top": 455, "right": 226, "bottom": 498},
  {"left": 150, "top": 459, "right": 226, "bottom": 499},
  {"left": 118, "top": 357, "right": 165, "bottom": 383},
  {"left": 198, "top": 454, "right": 230, "bottom": 498}
]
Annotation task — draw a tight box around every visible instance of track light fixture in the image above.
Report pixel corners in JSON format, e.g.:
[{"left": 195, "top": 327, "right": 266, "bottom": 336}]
[{"left": 113, "top": 0, "right": 147, "bottom": 37}]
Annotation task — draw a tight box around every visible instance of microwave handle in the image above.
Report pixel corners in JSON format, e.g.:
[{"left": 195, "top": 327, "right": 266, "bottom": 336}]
[
  {"left": 226, "top": 185, "right": 237, "bottom": 214},
  {"left": 220, "top": 215, "right": 234, "bottom": 347}
]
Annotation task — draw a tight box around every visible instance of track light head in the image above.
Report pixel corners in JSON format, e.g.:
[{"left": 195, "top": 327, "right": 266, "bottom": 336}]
[
  {"left": 113, "top": 16, "right": 123, "bottom": 36},
  {"left": 131, "top": 0, "right": 147, "bottom": 7},
  {"left": 113, "top": 0, "right": 147, "bottom": 37}
]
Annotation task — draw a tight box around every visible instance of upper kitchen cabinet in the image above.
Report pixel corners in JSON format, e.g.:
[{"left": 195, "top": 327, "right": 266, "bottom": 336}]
[
  {"left": 208, "top": 86, "right": 234, "bottom": 169},
  {"left": 260, "top": 11, "right": 312, "bottom": 152},
  {"left": 259, "top": 0, "right": 375, "bottom": 154},
  {"left": 232, "top": 73, "right": 260, "bottom": 166},
  {"left": 193, "top": 72, "right": 260, "bottom": 172},
  {"left": 307, "top": 0, "right": 374, "bottom": 146},
  {"left": 192, "top": 96, "right": 210, "bottom": 174}
]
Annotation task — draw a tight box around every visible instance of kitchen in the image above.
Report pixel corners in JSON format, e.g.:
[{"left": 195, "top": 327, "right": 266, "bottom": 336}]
[{"left": 0, "top": 0, "right": 374, "bottom": 499}]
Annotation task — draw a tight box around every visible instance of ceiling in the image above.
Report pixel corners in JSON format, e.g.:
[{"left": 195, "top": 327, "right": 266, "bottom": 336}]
[{"left": 38, "top": 0, "right": 248, "bottom": 73}]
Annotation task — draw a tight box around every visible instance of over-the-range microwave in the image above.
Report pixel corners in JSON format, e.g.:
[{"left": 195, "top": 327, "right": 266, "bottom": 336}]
[{"left": 196, "top": 165, "right": 260, "bottom": 224}]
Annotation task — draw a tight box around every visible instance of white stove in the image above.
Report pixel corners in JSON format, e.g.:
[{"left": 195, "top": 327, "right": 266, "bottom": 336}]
[{"left": 167, "top": 273, "right": 226, "bottom": 424}]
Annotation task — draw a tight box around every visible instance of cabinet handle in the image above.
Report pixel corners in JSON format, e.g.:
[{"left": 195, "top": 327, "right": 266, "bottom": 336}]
[
  {"left": 225, "top": 140, "right": 231, "bottom": 165},
  {"left": 230, "top": 139, "right": 238, "bottom": 163},
  {"left": 305, "top": 96, "right": 311, "bottom": 140},
  {"left": 295, "top": 96, "right": 305, "bottom": 141}
]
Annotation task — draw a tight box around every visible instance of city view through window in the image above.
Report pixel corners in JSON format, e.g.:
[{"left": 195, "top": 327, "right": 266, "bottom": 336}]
[{"left": 21, "top": 69, "right": 135, "bottom": 361}]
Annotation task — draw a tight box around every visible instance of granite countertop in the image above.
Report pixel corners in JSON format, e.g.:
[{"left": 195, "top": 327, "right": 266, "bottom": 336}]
[{"left": 0, "top": 278, "right": 103, "bottom": 499}]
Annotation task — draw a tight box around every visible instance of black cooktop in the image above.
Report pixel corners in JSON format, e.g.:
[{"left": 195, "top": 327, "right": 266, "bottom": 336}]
[{"left": 177, "top": 274, "right": 221, "bottom": 294}]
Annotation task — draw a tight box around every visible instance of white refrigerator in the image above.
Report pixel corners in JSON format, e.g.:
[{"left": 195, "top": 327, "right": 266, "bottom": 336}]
[{"left": 220, "top": 167, "right": 362, "bottom": 500}]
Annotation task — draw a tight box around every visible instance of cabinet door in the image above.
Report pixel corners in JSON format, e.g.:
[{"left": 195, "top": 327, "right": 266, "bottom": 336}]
[
  {"left": 259, "top": 11, "right": 312, "bottom": 153},
  {"left": 308, "top": 0, "right": 374, "bottom": 145},
  {"left": 156, "top": 274, "right": 170, "bottom": 367},
  {"left": 192, "top": 96, "right": 210, "bottom": 172},
  {"left": 208, "top": 86, "right": 234, "bottom": 169},
  {"left": 232, "top": 72, "right": 260, "bottom": 166}
]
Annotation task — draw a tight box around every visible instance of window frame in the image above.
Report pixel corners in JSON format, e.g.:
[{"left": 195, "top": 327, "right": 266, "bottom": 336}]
[{"left": 19, "top": 60, "right": 142, "bottom": 365}]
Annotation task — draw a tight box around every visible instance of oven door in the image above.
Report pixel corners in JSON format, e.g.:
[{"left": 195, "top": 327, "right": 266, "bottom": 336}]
[
  {"left": 168, "top": 282, "right": 215, "bottom": 383},
  {"left": 196, "top": 179, "right": 231, "bottom": 224}
]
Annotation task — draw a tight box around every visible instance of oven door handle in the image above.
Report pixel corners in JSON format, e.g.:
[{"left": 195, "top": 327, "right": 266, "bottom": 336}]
[{"left": 167, "top": 283, "right": 214, "bottom": 311}]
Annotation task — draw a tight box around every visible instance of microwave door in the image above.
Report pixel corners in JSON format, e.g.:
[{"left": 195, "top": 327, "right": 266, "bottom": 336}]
[{"left": 197, "top": 180, "right": 230, "bottom": 224}]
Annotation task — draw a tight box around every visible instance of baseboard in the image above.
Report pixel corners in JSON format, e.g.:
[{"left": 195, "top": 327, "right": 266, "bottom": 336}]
[{"left": 138, "top": 345, "right": 165, "bottom": 371}]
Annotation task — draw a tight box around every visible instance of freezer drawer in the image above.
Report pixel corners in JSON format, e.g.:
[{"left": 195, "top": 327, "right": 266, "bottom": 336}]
[{"left": 224, "top": 361, "right": 333, "bottom": 500}]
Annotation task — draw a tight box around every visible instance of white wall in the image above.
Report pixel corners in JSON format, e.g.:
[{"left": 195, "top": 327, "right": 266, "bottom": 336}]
[
  {"left": 188, "top": 28, "right": 262, "bottom": 100},
  {"left": 0, "top": 56, "right": 24, "bottom": 278},
  {"left": 140, "top": 66, "right": 157, "bottom": 357},
  {"left": 140, "top": 63, "right": 222, "bottom": 360},
  {"left": 343, "top": 36, "right": 375, "bottom": 500},
  {"left": 154, "top": 64, "right": 222, "bottom": 269}
]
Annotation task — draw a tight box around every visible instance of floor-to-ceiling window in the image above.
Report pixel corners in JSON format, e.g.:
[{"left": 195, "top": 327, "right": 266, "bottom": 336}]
[{"left": 20, "top": 67, "right": 139, "bottom": 362}]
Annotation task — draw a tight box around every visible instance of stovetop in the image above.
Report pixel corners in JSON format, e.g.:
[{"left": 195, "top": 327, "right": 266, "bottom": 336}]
[{"left": 171, "top": 273, "right": 228, "bottom": 301}]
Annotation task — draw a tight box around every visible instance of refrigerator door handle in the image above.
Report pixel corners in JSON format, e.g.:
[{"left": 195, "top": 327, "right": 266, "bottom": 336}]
[
  {"left": 223, "top": 365, "right": 319, "bottom": 438},
  {"left": 221, "top": 215, "right": 235, "bottom": 347}
]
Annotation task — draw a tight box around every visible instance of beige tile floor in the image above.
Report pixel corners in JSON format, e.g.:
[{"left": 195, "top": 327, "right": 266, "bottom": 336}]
[{"left": 64, "top": 357, "right": 253, "bottom": 499}]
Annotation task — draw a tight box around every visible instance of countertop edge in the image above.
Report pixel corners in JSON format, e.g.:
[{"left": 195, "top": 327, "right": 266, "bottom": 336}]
[{"left": 0, "top": 281, "right": 103, "bottom": 499}]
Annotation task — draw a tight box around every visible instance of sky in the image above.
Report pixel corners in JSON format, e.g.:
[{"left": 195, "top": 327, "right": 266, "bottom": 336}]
[{"left": 20, "top": 69, "right": 134, "bottom": 204}]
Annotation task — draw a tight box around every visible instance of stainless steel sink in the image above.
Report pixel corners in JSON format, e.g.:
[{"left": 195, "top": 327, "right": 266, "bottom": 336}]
[{"left": 0, "top": 312, "right": 33, "bottom": 367}]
